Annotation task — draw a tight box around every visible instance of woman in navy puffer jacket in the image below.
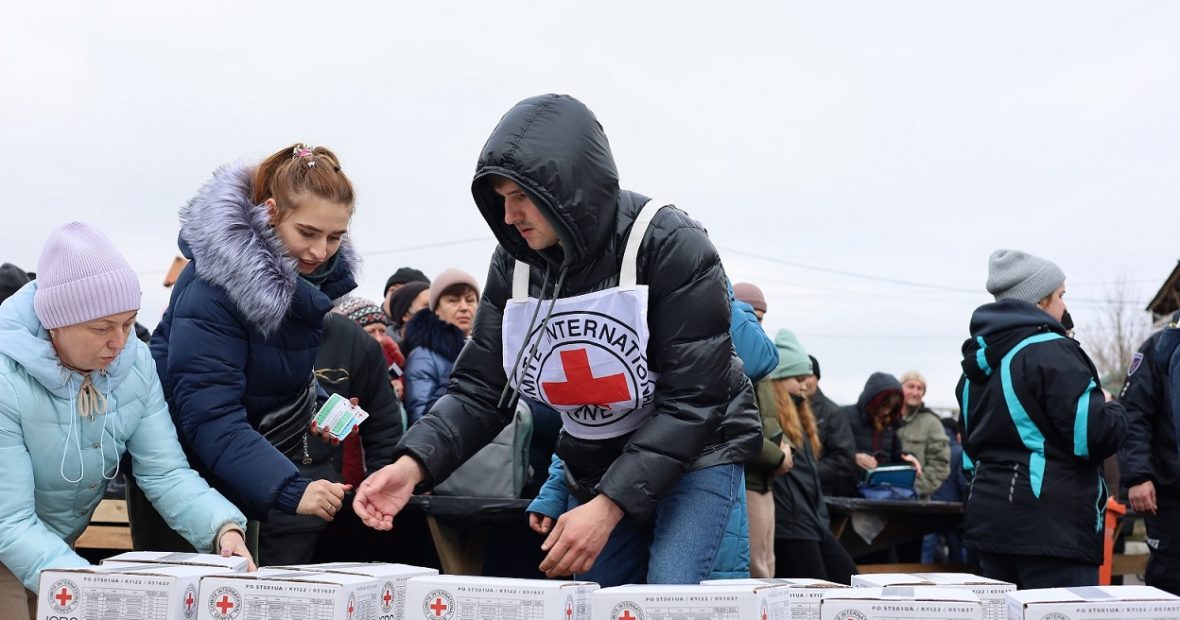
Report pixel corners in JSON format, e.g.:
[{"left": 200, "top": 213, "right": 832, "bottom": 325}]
[{"left": 141, "top": 144, "right": 359, "bottom": 562}]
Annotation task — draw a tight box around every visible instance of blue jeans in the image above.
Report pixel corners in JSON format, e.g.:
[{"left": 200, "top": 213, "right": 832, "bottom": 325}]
[{"left": 570, "top": 463, "right": 749, "bottom": 586}]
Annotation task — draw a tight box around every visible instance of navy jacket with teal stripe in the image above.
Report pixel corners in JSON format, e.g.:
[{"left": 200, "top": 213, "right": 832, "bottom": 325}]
[{"left": 955, "top": 300, "right": 1126, "bottom": 564}]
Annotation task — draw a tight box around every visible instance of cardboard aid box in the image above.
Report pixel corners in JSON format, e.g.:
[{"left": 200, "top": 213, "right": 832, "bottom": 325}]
[
  {"left": 196, "top": 569, "right": 377, "bottom": 620},
  {"left": 1005, "top": 585, "right": 1180, "bottom": 619},
  {"left": 271, "top": 562, "right": 439, "bottom": 620},
  {"left": 37, "top": 562, "right": 235, "bottom": 620},
  {"left": 594, "top": 583, "right": 799, "bottom": 620},
  {"left": 102, "top": 551, "right": 249, "bottom": 572},
  {"left": 851, "top": 573, "right": 1014, "bottom": 620},
  {"left": 403, "top": 575, "right": 598, "bottom": 620},
  {"left": 820, "top": 586, "right": 982, "bottom": 620},
  {"left": 701, "top": 578, "right": 848, "bottom": 620}
]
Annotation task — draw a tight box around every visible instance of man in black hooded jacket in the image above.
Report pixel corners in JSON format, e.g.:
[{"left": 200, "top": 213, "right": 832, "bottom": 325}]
[
  {"left": 354, "top": 94, "right": 761, "bottom": 585},
  {"left": 957, "top": 249, "right": 1125, "bottom": 588}
]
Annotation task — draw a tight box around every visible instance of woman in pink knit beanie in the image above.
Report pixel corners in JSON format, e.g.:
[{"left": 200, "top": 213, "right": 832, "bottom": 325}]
[{"left": 0, "top": 223, "right": 252, "bottom": 618}]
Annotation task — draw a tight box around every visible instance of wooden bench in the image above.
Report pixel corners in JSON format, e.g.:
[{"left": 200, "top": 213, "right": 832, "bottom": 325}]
[{"left": 76, "top": 498, "right": 132, "bottom": 551}]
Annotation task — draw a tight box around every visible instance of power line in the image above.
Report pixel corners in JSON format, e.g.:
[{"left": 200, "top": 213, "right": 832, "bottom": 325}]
[
  {"left": 720, "top": 246, "right": 1144, "bottom": 307},
  {"left": 361, "top": 236, "right": 495, "bottom": 257}
]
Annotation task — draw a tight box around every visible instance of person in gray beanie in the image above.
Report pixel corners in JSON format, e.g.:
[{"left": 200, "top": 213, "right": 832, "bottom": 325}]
[
  {"left": 986, "top": 249, "right": 1067, "bottom": 306},
  {"left": 955, "top": 248, "right": 1125, "bottom": 588},
  {"left": 0, "top": 223, "right": 252, "bottom": 617}
]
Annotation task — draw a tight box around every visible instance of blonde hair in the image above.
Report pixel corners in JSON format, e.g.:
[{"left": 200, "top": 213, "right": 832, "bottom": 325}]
[{"left": 772, "top": 379, "right": 822, "bottom": 456}]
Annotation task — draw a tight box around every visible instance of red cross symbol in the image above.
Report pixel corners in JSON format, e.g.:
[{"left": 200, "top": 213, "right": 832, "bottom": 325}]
[
  {"left": 543, "top": 349, "right": 630, "bottom": 406},
  {"left": 566, "top": 602, "right": 574, "bottom": 619},
  {"left": 55, "top": 587, "right": 73, "bottom": 607},
  {"left": 430, "top": 597, "right": 448, "bottom": 617},
  {"left": 185, "top": 592, "right": 195, "bottom": 611},
  {"left": 761, "top": 609, "right": 767, "bottom": 620},
  {"left": 216, "top": 595, "right": 235, "bottom": 614},
  {"left": 383, "top": 589, "right": 393, "bottom": 607},
  {"left": 618, "top": 610, "right": 636, "bottom": 620},
  {"left": 347, "top": 599, "right": 355, "bottom": 618}
]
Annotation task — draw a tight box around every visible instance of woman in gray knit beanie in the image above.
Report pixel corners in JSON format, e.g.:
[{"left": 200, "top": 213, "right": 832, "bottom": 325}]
[
  {"left": 954, "top": 248, "right": 1125, "bottom": 588},
  {"left": 985, "top": 249, "right": 1067, "bottom": 322}
]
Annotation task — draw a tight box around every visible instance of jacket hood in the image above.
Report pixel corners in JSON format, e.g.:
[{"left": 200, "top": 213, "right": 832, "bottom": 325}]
[
  {"left": 960, "top": 299, "right": 1065, "bottom": 382},
  {"left": 177, "top": 162, "right": 360, "bottom": 337},
  {"left": 0, "top": 282, "right": 136, "bottom": 399},
  {"left": 471, "top": 94, "right": 621, "bottom": 270},
  {"left": 402, "top": 308, "right": 467, "bottom": 363},
  {"left": 856, "top": 371, "right": 903, "bottom": 413}
]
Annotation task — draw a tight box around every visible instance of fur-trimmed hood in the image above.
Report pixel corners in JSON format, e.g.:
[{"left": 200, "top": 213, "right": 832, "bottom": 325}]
[
  {"left": 402, "top": 308, "right": 467, "bottom": 362},
  {"left": 177, "top": 162, "right": 359, "bottom": 337}
]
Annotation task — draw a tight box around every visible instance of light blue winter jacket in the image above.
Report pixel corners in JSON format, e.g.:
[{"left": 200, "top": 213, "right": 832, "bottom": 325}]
[{"left": 0, "top": 282, "right": 246, "bottom": 589}]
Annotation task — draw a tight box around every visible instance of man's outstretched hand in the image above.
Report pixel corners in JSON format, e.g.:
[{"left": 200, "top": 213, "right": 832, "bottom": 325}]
[
  {"left": 353, "top": 455, "right": 426, "bottom": 530},
  {"left": 537, "top": 494, "right": 624, "bottom": 578}
]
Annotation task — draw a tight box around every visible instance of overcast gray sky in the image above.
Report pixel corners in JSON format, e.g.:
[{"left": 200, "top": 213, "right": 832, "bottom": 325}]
[{"left": 2, "top": 1, "right": 1177, "bottom": 408}]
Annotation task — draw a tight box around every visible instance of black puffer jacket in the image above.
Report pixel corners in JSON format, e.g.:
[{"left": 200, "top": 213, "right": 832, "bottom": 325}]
[
  {"left": 956, "top": 300, "right": 1126, "bottom": 564},
  {"left": 393, "top": 94, "right": 761, "bottom": 522},
  {"left": 811, "top": 387, "right": 858, "bottom": 497}
]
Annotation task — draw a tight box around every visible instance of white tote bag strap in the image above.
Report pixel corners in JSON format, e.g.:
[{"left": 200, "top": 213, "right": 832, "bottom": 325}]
[
  {"left": 619, "top": 200, "right": 669, "bottom": 291},
  {"left": 512, "top": 260, "right": 531, "bottom": 301}
]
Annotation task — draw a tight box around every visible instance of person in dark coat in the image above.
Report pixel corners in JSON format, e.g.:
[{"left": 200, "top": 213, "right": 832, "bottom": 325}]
[
  {"left": 802, "top": 355, "right": 858, "bottom": 498},
  {"left": 0, "top": 263, "right": 33, "bottom": 305},
  {"left": 354, "top": 94, "right": 761, "bottom": 586},
  {"left": 138, "top": 144, "right": 359, "bottom": 563},
  {"left": 386, "top": 281, "right": 430, "bottom": 346},
  {"left": 381, "top": 267, "right": 429, "bottom": 321},
  {"left": 402, "top": 268, "right": 480, "bottom": 426},
  {"left": 1126, "top": 325, "right": 1180, "bottom": 594},
  {"left": 957, "top": 249, "right": 1126, "bottom": 588},
  {"left": 763, "top": 330, "right": 857, "bottom": 583},
  {"left": 315, "top": 311, "right": 405, "bottom": 483},
  {"left": 840, "top": 372, "right": 918, "bottom": 496},
  {"left": 922, "top": 416, "right": 969, "bottom": 564}
]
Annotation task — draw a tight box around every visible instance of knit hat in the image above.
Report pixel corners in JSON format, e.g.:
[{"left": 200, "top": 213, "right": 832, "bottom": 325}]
[
  {"left": 388, "top": 281, "right": 430, "bottom": 326},
  {"left": 733, "top": 282, "right": 767, "bottom": 313},
  {"left": 333, "top": 296, "right": 388, "bottom": 328},
  {"left": 429, "top": 268, "right": 481, "bottom": 310},
  {"left": 769, "top": 329, "right": 812, "bottom": 380},
  {"left": 384, "top": 267, "right": 430, "bottom": 295},
  {"left": 899, "top": 370, "right": 927, "bottom": 388},
  {"left": 808, "top": 355, "right": 821, "bottom": 380},
  {"left": 0, "top": 262, "right": 32, "bottom": 304},
  {"left": 33, "top": 222, "right": 141, "bottom": 329},
  {"left": 986, "top": 249, "right": 1066, "bottom": 304}
]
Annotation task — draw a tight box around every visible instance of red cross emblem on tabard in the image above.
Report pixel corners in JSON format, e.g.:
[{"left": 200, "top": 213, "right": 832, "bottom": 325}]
[{"left": 543, "top": 348, "right": 630, "bottom": 406}]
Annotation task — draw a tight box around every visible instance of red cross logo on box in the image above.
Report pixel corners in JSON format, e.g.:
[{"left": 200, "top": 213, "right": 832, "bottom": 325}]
[
  {"left": 183, "top": 585, "right": 197, "bottom": 618},
  {"left": 47, "top": 579, "right": 79, "bottom": 614},
  {"left": 381, "top": 582, "right": 395, "bottom": 612},
  {"left": 347, "top": 594, "right": 355, "bottom": 619},
  {"left": 423, "top": 590, "right": 454, "bottom": 620},
  {"left": 208, "top": 586, "right": 241, "bottom": 620},
  {"left": 610, "top": 601, "right": 643, "bottom": 620}
]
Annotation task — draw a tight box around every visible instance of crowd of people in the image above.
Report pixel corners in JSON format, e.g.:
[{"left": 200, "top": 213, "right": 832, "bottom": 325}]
[{"left": 0, "top": 93, "right": 1177, "bottom": 618}]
